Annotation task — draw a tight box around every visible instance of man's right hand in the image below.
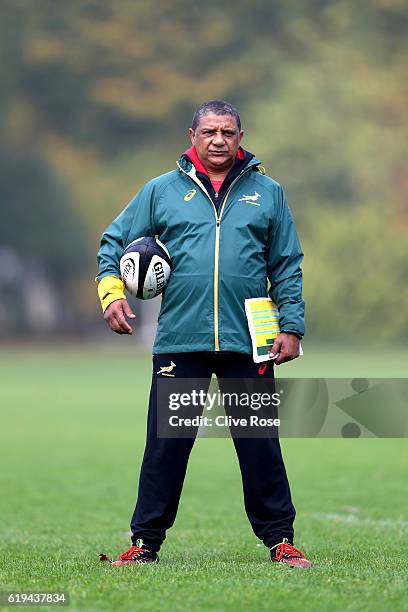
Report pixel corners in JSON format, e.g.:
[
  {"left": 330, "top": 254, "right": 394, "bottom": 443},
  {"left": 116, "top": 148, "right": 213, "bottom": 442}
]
[{"left": 104, "top": 299, "right": 136, "bottom": 335}]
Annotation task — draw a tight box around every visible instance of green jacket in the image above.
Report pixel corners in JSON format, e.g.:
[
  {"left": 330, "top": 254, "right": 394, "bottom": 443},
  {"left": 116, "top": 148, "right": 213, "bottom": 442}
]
[{"left": 97, "top": 153, "right": 305, "bottom": 354}]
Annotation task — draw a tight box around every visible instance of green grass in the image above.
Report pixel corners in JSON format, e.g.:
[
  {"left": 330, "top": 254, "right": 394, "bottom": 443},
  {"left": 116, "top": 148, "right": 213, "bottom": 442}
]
[{"left": 0, "top": 345, "right": 407, "bottom": 611}]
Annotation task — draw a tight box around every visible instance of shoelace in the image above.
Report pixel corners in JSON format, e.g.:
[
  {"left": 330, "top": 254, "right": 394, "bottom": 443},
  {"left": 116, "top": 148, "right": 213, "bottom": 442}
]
[
  {"left": 274, "top": 542, "right": 305, "bottom": 561},
  {"left": 119, "top": 545, "right": 145, "bottom": 560}
]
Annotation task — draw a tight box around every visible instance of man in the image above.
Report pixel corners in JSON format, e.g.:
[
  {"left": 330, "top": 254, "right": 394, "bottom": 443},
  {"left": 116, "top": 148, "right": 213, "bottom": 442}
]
[{"left": 96, "top": 100, "right": 311, "bottom": 568}]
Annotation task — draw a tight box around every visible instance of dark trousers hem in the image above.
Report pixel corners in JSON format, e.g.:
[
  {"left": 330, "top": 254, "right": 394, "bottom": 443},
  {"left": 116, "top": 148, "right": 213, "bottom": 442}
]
[
  {"left": 131, "top": 535, "right": 161, "bottom": 553},
  {"left": 265, "top": 534, "right": 294, "bottom": 549}
]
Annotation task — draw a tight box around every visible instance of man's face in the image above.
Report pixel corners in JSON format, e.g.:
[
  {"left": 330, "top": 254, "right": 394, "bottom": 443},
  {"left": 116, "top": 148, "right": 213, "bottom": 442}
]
[{"left": 189, "top": 113, "right": 244, "bottom": 173}]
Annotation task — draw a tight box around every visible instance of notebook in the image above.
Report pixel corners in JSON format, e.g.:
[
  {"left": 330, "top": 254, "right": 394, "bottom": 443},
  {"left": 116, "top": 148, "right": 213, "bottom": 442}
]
[{"left": 244, "top": 297, "right": 303, "bottom": 363}]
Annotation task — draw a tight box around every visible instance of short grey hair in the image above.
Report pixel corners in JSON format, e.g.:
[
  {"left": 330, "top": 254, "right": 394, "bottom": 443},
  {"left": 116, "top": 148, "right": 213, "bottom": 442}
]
[{"left": 191, "top": 99, "right": 241, "bottom": 131}]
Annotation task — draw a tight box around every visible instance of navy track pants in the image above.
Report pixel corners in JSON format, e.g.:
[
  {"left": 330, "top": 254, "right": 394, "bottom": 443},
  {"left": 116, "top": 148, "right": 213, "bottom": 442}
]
[{"left": 130, "top": 352, "right": 296, "bottom": 552}]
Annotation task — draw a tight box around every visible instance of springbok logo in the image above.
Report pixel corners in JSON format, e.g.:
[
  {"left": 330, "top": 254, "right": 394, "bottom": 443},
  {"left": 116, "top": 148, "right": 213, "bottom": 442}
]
[
  {"left": 157, "top": 361, "right": 176, "bottom": 377},
  {"left": 184, "top": 189, "right": 196, "bottom": 202},
  {"left": 238, "top": 191, "right": 261, "bottom": 205}
]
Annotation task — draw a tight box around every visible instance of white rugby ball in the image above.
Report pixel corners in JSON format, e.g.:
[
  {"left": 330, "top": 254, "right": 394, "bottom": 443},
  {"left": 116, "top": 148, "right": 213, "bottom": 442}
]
[{"left": 120, "top": 237, "right": 171, "bottom": 299}]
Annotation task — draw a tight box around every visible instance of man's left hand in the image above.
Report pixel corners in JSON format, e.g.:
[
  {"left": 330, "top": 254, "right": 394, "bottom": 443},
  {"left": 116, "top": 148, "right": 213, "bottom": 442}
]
[{"left": 268, "top": 332, "right": 300, "bottom": 365}]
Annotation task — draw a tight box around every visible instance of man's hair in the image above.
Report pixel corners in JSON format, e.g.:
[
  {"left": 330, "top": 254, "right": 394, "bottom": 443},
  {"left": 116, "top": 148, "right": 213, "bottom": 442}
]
[{"left": 191, "top": 99, "right": 241, "bottom": 131}]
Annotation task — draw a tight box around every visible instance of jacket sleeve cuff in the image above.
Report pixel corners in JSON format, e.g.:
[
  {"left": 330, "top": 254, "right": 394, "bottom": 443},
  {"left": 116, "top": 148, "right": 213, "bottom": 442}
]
[
  {"left": 96, "top": 275, "right": 126, "bottom": 312},
  {"left": 281, "top": 329, "right": 303, "bottom": 340}
]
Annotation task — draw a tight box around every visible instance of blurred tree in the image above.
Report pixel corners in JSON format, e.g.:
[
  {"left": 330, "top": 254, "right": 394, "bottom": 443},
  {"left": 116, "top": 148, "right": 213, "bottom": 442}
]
[
  {"left": 0, "top": 151, "right": 88, "bottom": 281},
  {"left": 0, "top": 0, "right": 406, "bottom": 340}
]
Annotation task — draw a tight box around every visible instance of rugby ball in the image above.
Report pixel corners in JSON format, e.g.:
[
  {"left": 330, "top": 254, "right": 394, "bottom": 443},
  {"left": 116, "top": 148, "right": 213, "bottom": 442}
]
[{"left": 120, "top": 237, "right": 171, "bottom": 299}]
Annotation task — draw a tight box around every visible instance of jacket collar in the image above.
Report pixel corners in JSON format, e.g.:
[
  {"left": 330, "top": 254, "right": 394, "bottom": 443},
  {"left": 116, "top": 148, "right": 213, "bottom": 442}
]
[
  {"left": 183, "top": 145, "right": 245, "bottom": 176},
  {"left": 178, "top": 147, "right": 261, "bottom": 175},
  {"left": 177, "top": 148, "right": 263, "bottom": 208}
]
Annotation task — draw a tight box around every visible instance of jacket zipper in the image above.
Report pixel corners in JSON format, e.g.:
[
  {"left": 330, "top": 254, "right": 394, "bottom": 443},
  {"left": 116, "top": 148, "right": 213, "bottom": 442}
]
[
  {"left": 177, "top": 162, "right": 255, "bottom": 351},
  {"left": 213, "top": 172, "right": 251, "bottom": 350}
]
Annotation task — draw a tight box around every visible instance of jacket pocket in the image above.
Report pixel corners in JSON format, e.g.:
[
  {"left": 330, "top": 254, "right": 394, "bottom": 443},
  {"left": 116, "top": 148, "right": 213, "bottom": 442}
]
[{"left": 157, "top": 272, "right": 213, "bottom": 335}]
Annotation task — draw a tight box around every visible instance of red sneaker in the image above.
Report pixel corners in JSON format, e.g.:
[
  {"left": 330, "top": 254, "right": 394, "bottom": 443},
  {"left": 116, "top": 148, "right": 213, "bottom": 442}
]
[
  {"left": 111, "top": 542, "right": 159, "bottom": 566},
  {"left": 270, "top": 538, "right": 311, "bottom": 568}
]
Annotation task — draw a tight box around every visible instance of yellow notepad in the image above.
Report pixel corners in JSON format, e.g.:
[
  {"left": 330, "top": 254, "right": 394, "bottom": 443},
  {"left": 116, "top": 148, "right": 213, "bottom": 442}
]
[
  {"left": 245, "top": 297, "right": 303, "bottom": 363},
  {"left": 244, "top": 297, "right": 281, "bottom": 363}
]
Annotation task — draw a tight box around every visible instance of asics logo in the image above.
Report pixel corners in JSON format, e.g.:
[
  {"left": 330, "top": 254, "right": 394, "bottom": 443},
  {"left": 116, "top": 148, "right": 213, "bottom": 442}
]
[
  {"left": 238, "top": 191, "right": 261, "bottom": 205},
  {"left": 184, "top": 189, "right": 196, "bottom": 202},
  {"left": 157, "top": 361, "right": 176, "bottom": 377}
]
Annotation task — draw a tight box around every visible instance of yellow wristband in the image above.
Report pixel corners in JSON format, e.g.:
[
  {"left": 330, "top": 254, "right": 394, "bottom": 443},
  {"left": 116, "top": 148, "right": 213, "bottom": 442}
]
[{"left": 96, "top": 275, "right": 126, "bottom": 312}]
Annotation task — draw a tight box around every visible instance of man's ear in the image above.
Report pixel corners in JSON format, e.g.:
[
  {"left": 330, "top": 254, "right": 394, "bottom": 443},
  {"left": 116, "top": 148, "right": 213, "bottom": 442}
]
[
  {"left": 239, "top": 130, "right": 244, "bottom": 143},
  {"left": 188, "top": 127, "right": 195, "bottom": 145}
]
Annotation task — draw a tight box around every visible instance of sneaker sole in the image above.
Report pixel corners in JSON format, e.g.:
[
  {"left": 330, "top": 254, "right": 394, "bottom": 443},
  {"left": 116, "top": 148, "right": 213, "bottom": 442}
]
[
  {"left": 272, "top": 559, "right": 312, "bottom": 569},
  {"left": 111, "top": 558, "right": 159, "bottom": 566}
]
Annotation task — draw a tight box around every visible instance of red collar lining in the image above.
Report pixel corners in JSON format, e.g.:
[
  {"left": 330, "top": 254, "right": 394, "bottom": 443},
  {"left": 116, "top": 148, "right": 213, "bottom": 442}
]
[{"left": 184, "top": 146, "right": 245, "bottom": 176}]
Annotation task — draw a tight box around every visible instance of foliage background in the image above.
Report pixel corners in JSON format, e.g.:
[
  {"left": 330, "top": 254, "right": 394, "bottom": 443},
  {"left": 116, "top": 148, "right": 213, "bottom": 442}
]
[
  {"left": 0, "top": 0, "right": 407, "bottom": 343},
  {"left": 1, "top": 5, "right": 407, "bottom": 609}
]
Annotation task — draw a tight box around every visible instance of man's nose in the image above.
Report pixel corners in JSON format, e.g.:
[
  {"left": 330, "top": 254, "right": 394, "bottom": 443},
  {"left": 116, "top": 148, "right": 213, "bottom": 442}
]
[{"left": 212, "top": 131, "right": 225, "bottom": 146}]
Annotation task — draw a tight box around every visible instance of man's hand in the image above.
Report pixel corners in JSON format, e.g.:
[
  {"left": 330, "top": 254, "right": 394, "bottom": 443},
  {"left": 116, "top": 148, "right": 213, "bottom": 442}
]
[
  {"left": 104, "top": 299, "right": 135, "bottom": 335},
  {"left": 268, "top": 332, "right": 300, "bottom": 365}
]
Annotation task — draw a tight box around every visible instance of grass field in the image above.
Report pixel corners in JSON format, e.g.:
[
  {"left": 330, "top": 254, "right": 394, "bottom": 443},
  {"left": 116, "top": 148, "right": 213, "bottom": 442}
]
[{"left": 0, "top": 344, "right": 407, "bottom": 611}]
